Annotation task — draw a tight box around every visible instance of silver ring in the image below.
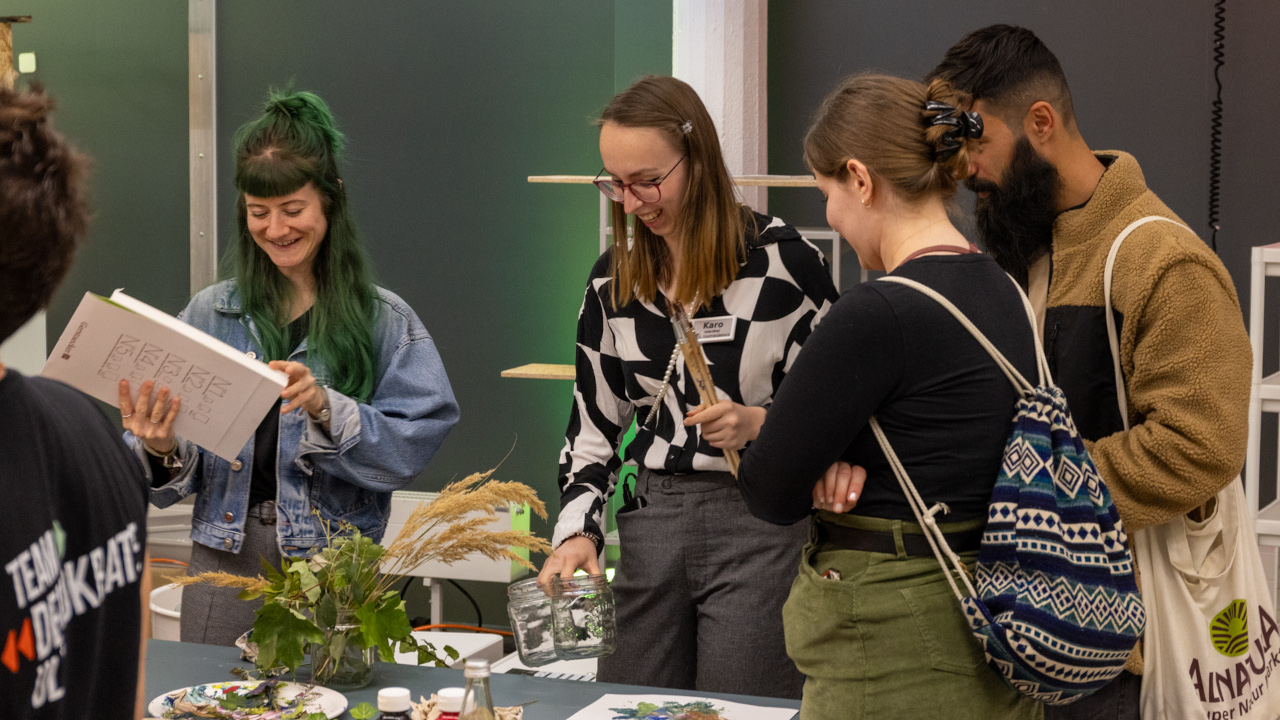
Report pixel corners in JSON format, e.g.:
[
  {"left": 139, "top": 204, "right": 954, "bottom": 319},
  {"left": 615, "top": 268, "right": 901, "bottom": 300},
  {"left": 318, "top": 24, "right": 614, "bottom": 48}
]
[{"left": 121, "top": 413, "right": 133, "bottom": 418}]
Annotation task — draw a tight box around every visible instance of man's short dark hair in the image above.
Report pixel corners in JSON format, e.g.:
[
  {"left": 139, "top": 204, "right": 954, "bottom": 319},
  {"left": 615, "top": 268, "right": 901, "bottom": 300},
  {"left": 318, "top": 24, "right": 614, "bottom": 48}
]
[
  {"left": 926, "top": 25, "right": 1077, "bottom": 130},
  {"left": 0, "top": 87, "right": 89, "bottom": 343}
]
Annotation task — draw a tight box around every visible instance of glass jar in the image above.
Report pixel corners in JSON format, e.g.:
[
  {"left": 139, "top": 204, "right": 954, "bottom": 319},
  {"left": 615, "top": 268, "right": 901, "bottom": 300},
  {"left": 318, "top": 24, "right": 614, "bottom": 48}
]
[
  {"left": 506, "top": 577, "right": 557, "bottom": 667},
  {"left": 308, "top": 609, "right": 377, "bottom": 690},
  {"left": 549, "top": 574, "right": 616, "bottom": 660}
]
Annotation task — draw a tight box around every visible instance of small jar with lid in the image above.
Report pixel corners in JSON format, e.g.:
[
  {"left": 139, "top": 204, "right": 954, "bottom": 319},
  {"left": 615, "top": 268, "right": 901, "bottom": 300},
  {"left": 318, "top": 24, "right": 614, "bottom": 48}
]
[
  {"left": 436, "top": 686, "right": 465, "bottom": 720},
  {"left": 549, "top": 573, "right": 616, "bottom": 659},
  {"left": 506, "top": 577, "right": 557, "bottom": 666},
  {"left": 376, "top": 687, "right": 412, "bottom": 720}
]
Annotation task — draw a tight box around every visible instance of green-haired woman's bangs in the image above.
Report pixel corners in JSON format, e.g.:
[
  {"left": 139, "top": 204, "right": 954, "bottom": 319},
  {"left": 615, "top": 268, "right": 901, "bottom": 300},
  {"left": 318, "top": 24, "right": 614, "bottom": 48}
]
[{"left": 234, "top": 151, "right": 316, "bottom": 199}]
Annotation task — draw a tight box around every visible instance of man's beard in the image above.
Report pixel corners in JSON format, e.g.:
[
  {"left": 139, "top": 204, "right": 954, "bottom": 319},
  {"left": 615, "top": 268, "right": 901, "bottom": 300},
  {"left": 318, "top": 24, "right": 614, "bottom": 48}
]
[{"left": 968, "top": 137, "right": 1062, "bottom": 285}]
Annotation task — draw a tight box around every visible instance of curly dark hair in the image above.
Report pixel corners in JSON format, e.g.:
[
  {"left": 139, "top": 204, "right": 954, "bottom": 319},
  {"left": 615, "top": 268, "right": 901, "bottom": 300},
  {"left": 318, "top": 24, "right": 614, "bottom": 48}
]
[{"left": 0, "top": 86, "right": 89, "bottom": 343}]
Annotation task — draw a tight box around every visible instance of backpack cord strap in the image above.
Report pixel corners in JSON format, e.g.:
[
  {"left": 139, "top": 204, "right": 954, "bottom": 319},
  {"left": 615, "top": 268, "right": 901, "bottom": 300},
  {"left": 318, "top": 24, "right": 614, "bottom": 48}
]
[
  {"left": 869, "top": 417, "right": 979, "bottom": 602},
  {"left": 879, "top": 276, "right": 1040, "bottom": 396}
]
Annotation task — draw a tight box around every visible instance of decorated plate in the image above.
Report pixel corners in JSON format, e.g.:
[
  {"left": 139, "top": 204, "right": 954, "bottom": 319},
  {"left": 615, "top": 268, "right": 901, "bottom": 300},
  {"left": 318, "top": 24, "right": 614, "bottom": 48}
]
[{"left": 147, "top": 679, "right": 348, "bottom": 719}]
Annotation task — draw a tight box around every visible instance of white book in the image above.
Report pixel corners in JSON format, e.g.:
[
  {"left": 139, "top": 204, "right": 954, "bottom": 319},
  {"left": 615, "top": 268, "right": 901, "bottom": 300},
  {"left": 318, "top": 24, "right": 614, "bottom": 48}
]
[{"left": 42, "top": 291, "right": 287, "bottom": 461}]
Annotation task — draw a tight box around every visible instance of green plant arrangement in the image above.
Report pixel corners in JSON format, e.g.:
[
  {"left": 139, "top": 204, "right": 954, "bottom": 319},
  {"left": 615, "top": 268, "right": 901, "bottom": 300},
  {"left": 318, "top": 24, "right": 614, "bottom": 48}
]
[{"left": 176, "top": 467, "right": 551, "bottom": 689}]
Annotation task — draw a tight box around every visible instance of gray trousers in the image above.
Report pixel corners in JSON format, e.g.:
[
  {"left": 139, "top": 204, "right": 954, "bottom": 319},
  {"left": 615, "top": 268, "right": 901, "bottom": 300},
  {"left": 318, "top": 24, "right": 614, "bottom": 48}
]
[
  {"left": 598, "top": 469, "right": 807, "bottom": 699},
  {"left": 181, "top": 502, "right": 282, "bottom": 646}
]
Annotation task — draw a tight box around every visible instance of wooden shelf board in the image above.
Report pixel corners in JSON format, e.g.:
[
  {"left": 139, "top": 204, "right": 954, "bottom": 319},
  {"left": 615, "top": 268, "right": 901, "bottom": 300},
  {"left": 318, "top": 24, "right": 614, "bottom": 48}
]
[
  {"left": 528, "top": 174, "right": 817, "bottom": 188},
  {"left": 500, "top": 363, "right": 575, "bottom": 380}
]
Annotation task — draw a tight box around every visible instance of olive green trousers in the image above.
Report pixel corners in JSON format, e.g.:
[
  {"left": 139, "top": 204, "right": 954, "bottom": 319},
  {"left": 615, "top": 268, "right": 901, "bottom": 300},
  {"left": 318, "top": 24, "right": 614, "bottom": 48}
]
[{"left": 783, "top": 512, "right": 1042, "bottom": 720}]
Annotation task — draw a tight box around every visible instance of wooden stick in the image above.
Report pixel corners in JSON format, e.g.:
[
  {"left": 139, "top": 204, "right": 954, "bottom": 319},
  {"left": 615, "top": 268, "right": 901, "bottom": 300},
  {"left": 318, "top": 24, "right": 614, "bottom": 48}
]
[
  {"left": 670, "top": 304, "right": 740, "bottom": 476},
  {"left": 0, "top": 23, "right": 15, "bottom": 91},
  {"left": 0, "top": 17, "right": 30, "bottom": 93}
]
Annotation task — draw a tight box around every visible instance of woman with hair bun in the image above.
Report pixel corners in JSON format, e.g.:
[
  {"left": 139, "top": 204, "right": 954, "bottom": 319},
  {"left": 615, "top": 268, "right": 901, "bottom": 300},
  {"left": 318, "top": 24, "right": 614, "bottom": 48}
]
[
  {"left": 738, "top": 74, "right": 1041, "bottom": 718},
  {"left": 537, "top": 75, "right": 838, "bottom": 697},
  {"left": 118, "top": 89, "right": 459, "bottom": 645}
]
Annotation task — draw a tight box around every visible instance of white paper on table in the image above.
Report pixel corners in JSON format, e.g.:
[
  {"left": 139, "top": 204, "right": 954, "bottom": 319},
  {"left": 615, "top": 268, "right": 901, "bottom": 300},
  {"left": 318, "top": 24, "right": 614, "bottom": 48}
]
[
  {"left": 565, "top": 693, "right": 797, "bottom": 720},
  {"left": 41, "top": 291, "right": 287, "bottom": 461}
]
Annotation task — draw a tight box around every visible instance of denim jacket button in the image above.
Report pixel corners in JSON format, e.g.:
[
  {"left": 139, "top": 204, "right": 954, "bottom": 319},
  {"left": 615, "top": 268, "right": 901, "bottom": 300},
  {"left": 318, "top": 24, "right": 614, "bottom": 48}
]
[
  {"left": 231, "top": 460, "right": 243, "bottom": 471},
  {"left": 223, "top": 537, "right": 233, "bottom": 550},
  {"left": 246, "top": 351, "right": 256, "bottom": 360},
  {"left": 224, "top": 512, "right": 234, "bottom": 522}
]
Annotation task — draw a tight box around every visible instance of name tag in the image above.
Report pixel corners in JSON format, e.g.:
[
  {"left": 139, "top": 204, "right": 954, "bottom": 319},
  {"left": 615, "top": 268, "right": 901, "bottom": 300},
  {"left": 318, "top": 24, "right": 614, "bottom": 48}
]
[{"left": 692, "top": 316, "right": 737, "bottom": 343}]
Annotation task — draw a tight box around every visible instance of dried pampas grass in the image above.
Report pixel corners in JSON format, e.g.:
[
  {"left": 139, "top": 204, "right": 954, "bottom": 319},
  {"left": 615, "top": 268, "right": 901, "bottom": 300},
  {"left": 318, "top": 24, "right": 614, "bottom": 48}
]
[
  {"left": 171, "top": 571, "right": 271, "bottom": 595},
  {"left": 382, "top": 467, "right": 552, "bottom": 578}
]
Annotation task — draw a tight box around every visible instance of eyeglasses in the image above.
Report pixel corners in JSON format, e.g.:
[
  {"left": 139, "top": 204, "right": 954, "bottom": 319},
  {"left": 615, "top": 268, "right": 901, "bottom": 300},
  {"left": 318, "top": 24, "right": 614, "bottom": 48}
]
[{"left": 593, "top": 156, "right": 686, "bottom": 204}]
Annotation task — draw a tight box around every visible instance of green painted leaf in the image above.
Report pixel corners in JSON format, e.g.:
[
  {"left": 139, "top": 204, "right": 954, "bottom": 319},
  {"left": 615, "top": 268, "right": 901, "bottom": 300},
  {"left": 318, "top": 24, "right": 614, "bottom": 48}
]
[{"left": 350, "top": 702, "right": 379, "bottom": 720}]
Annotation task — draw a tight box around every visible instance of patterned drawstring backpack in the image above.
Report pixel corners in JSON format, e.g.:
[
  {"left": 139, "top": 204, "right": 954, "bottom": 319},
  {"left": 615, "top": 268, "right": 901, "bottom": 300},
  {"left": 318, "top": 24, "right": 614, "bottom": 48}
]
[{"left": 868, "top": 275, "right": 1145, "bottom": 705}]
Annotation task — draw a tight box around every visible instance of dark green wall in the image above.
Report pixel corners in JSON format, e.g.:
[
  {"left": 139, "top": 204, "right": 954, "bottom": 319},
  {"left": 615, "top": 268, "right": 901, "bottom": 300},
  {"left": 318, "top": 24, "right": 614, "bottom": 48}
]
[{"left": 12, "top": 0, "right": 190, "bottom": 331}]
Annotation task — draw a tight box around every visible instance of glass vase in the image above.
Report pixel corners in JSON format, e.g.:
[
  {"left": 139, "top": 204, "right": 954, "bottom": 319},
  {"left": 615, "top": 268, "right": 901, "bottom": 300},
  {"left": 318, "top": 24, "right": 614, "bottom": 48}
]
[{"left": 308, "top": 609, "right": 376, "bottom": 691}]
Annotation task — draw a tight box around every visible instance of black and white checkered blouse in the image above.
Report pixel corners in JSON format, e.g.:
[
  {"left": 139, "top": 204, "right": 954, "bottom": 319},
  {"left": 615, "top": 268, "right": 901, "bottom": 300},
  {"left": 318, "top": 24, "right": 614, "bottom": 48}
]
[{"left": 553, "top": 211, "right": 840, "bottom": 550}]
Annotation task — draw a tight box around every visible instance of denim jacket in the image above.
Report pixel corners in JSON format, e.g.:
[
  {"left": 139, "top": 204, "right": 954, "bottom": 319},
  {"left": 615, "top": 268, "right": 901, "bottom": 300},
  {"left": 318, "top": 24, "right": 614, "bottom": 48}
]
[{"left": 127, "top": 280, "right": 459, "bottom": 558}]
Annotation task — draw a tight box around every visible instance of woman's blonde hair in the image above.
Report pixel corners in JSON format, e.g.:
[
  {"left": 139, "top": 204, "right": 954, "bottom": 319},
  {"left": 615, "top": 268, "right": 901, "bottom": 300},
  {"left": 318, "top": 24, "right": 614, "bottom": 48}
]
[
  {"left": 804, "top": 74, "right": 977, "bottom": 202},
  {"left": 598, "top": 76, "right": 747, "bottom": 311}
]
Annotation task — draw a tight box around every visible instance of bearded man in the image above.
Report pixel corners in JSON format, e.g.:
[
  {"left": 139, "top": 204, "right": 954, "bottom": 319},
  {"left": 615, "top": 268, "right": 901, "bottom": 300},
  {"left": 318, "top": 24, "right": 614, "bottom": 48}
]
[{"left": 926, "top": 24, "right": 1251, "bottom": 720}]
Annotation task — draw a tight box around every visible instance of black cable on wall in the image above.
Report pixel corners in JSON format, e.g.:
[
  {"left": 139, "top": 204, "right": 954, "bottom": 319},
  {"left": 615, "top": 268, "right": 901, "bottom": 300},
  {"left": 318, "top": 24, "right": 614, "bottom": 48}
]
[{"left": 1208, "top": 0, "right": 1226, "bottom": 252}]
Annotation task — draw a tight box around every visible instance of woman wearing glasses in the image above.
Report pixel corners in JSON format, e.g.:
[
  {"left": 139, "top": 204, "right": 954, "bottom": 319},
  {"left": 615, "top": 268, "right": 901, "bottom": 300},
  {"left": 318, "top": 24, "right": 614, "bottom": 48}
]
[{"left": 536, "top": 75, "right": 838, "bottom": 697}]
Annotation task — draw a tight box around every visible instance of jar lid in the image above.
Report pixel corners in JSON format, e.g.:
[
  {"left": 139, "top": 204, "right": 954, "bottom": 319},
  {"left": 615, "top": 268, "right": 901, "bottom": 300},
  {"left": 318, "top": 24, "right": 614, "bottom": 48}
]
[
  {"left": 464, "top": 658, "right": 491, "bottom": 678},
  {"left": 377, "top": 687, "right": 412, "bottom": 712},
  {"left": 437, "top": 686, "right": 465, "bottom": 713}
]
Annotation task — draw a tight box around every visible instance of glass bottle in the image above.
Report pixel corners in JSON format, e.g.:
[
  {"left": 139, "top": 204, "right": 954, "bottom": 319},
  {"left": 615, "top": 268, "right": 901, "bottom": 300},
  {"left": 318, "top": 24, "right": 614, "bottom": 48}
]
[
  {"left": 436, "top": 687, "right": 465, "bottom": 720},
  {"left": 506, "top": 577, "right": 557, "bottom": 666},
  {"left": 460, "top": 659, "right": 497, "bottom": 720},
  {"left": 376, "top": 687, "right": 413, "bottom": 720}
]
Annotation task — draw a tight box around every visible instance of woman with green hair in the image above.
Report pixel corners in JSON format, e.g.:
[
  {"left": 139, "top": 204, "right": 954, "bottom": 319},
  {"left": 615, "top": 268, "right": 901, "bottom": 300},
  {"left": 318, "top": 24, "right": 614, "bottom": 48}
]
[{"left": 118, "top": 89, "right": 459, "bottom": 645}]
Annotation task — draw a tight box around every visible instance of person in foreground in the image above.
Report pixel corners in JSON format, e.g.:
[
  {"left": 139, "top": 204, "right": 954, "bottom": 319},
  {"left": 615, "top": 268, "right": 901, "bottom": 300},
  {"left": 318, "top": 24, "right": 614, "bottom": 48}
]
[
  {"left": 927, "top": 26, "right": 1250, "bottom": 718},
  {"left": 0, "top": 86, "right": 150, "bottom": 719},
  {"left": 738, "top": 73, "right": 1041, "bottom": 719},
  {"left": 538, "top": 75, "right": 837, "bottom": 697},
  {"left": 120, "top": 89, "right": 459, "bottom": 646}
]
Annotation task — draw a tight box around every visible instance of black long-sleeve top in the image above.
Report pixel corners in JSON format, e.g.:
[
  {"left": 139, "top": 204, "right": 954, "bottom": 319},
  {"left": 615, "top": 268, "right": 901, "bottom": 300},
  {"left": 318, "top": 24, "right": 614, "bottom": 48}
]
[{"left": 739, "top": 254, "right": 1039, "bottom": 525}]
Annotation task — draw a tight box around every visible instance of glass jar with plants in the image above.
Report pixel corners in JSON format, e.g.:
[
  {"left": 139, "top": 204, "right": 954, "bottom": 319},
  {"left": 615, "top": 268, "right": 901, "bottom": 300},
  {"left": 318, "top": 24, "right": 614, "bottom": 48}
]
[{"left": 175, "top": 467, "right": 551, "bottom": 691}]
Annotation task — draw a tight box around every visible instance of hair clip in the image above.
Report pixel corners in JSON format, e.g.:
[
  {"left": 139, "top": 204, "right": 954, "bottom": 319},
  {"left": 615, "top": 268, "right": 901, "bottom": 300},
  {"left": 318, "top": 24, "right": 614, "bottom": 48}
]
[
  {"left": 924, "top": 100, "right": 983, "bottom": 160},
  {"left": 681, "top": 120, "right": 693, "bottom": 134}
]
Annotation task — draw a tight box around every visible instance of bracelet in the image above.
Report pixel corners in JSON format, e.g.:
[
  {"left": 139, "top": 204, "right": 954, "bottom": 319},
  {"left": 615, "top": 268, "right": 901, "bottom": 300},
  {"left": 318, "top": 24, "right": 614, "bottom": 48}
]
[
  {"left": 142, "top": 441, "right": 176, "bottom": 458},
  {"left": 308, "top": 386, "right": 331, "bottom": 424},
  {"left": 143, "top": 440, "right": 183, "bottom": 470},
  {"left": 565, "top": 530, "right": 603, "bottom": 552}
]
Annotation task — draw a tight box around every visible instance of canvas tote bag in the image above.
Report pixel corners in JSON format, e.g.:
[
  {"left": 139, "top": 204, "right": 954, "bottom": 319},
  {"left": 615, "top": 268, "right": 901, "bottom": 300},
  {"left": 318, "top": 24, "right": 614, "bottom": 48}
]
[{"left": 1105, "top": 216, "right": 1280, "bottom": 719}]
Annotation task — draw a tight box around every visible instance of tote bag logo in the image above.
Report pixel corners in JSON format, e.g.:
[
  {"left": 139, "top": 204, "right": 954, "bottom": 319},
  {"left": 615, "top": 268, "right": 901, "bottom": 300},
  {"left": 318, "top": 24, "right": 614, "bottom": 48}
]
[{"left": 1213, "top": 600, "right": 1251, "bottom": 657}]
